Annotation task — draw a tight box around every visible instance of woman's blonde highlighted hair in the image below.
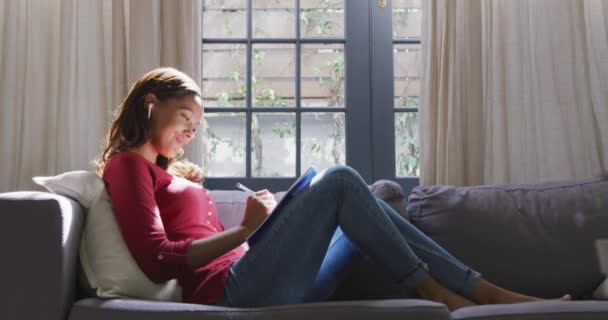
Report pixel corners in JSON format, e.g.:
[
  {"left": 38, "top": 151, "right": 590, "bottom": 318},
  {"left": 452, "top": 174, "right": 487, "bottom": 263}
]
[{"left": 95, "top": 67, "right": 204, "bottom": 183}]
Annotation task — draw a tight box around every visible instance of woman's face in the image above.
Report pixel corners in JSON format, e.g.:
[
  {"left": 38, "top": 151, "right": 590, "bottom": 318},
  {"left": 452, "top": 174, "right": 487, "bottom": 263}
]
[{"left": 150, "top": 94, "right": 203, "bottom": 159}]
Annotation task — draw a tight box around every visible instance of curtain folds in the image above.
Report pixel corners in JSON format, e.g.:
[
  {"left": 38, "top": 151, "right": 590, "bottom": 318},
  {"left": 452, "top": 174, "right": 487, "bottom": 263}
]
[
  {"left": 0, "top": 0, "right": 202, "bottom": 192},
  {"left": 0, "top": 0, "right": 112, "bottom": 192},
  {"left": 420, "top": 0, "right": 608, "bottom": 186}
]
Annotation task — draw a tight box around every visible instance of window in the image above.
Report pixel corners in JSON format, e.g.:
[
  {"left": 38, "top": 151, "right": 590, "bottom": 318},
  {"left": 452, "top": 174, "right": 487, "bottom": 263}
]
[
  {"left": 393, "top": 3, "right": 421, "bottom": 178},
  {"left": 201, "top": 0, "right": 422, "bottom": 193},
  {"left": 368, "top": 0, "right": 421, "bottom": 194}
]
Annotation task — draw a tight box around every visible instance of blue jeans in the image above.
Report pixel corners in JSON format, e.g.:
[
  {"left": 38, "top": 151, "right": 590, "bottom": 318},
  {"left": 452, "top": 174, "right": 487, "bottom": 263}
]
[{"left": 216, "top": 166, "right": 480, "bottom": 307}]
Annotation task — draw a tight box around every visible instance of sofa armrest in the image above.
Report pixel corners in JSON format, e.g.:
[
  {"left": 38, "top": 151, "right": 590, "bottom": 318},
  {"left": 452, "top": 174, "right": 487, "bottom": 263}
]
[{"left": 0, "top": 191, "right": 85, "bottom": 320}]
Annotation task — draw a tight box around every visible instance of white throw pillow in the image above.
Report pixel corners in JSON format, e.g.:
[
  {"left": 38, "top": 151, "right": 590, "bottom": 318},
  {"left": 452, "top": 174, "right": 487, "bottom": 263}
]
[
  {"left": 33, "top": 171, "right": 182, "bottom": 301},
  {"left": 33, "top": 170, "right": 104, "bottom": 208}
]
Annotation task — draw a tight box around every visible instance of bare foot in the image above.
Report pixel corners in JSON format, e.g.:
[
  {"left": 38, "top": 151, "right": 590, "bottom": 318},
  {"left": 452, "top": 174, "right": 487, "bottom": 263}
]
[
  {"left": 492, "top": 292, "right": 572, "bottom": 304},
  {"left": 471, "top": 278, "right": 572, "bottom": 305},
  {"left": 416, "top": 276, "right": 477, "bottom": 311}
]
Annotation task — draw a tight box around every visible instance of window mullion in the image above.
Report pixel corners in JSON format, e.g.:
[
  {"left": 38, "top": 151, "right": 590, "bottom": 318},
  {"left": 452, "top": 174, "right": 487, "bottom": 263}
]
[
  {"left": 295, "top": 0, "right": 301, "bottom": 177},
  {"left": 246, "top": 0, "right": 253, "bottom": 178}
]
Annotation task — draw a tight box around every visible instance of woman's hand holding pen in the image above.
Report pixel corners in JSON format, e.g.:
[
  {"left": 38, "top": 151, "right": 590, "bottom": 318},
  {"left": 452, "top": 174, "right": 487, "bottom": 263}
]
[
  {"left": 254, "top": 189, "right": 277, "bottom": 212},
  {"left": 240, "top": 189, "right": 277, "bottom": 234},
  {"left": 184, "top": 187, "right": 275, "bottom": 269}
]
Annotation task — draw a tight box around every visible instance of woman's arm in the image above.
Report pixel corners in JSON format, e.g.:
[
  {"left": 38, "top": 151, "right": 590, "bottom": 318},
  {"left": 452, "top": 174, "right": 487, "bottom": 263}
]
[
  {"left": 186, "top": 190, "right": 275, "bottom": 269},
  {"left": 186, "top": 225, "right": 249, "bottom": 269}
]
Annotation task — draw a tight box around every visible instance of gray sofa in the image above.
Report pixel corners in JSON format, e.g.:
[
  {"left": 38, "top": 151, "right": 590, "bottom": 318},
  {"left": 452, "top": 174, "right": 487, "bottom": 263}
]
[{"left": 2, "top": 176, "right": 608, "bottom": 320}]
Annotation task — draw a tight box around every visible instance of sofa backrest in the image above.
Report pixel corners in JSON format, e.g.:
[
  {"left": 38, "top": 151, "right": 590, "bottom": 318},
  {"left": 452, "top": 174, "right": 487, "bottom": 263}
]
[
  {"left": 407, "top": 175, "right": 608, "bottom": 299},
  {"left": 211, "top": 180, "right": 409, "bottom": 230},
  {"left": 0, "top": 191, "right": 85, "bottom": 320}
]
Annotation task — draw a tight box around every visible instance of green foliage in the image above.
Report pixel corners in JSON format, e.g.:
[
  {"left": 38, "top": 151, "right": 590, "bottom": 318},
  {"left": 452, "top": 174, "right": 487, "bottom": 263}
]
[
  {"left": 317, "top": 20, "right": 333, "bottom": 34},
  {"left": 313, "top": 66, "right": 323, "bottom": 84},
  {"left": 301, "top": 10, "right": 311, "bottom": 25},
  {"left": 328, "top": 129, "right": 343, "bottom": 140},
  {"left": 395, "top": 113, "right": 420, "bottom": 176},
  {"left": 307, "top": 139, "right": 323, "bottom": 154},
  {"left": 202, "top": 117, "right": 244, "bottom": 161},
  {"left": 254, "top": 88, "right": 287, "bottom": 107},
  {"left": 253, "top": 49, "right": 265, "bottom": 66},
  {"left": 230, "top": 142, "right": 244, "bottom": 159},
  {"left": 407, "top": 97, "right": 419, "bottom": 107},
  {"left": 327, "top": 56, "right": 344, "bottom": 72},
  {"left": 392, "top": 7, "right": 419, "bottom": 38},
  {"left": 300, "top": 0, "right": 338, "bottom": 36},
  {"left": 217, "top": 92, "right": 231, "bottom": 106},
  {"left": 229, "top": 71, "right": 240, "bottom": 81},
  {"left": 222, "top": 16, "right": 231, "bottom": 35},
  {"left": 272, "top": 122, "right": 296, "bottom": 138}
]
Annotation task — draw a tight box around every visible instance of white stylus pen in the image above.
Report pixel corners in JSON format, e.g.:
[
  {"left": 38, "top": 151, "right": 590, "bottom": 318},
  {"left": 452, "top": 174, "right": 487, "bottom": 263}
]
[{"left": 236, "top": 182, "right": 255, "bottom": 195}]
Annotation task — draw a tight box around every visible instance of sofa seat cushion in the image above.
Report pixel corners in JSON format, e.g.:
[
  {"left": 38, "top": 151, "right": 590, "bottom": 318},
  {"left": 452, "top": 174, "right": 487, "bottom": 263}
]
[
  {"left": 69, "top": 297, "right": 450, "bottom": 320},
  {"left": 451, "top": 300, "right": 608, "bottom": 320}
]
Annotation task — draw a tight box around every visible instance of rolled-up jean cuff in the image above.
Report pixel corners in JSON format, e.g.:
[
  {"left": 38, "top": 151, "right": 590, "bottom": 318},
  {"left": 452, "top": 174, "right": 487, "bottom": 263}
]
[
  {"left": 459, "top": 269, "right": 482, "bottom": 299},
  {"left": 397, "top": 262, "right": 429, "bottom": 291}
]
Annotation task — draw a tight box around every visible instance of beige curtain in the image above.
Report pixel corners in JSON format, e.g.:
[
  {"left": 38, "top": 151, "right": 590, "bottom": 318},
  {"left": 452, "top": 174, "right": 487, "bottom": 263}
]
[
  {"left": 0, "top": 0, "right": 112, "bottom": 193},
  {"left": 0, "top": 0, "right": 201, "bottom": 193},
  {"left": 420, "top": 0, "right": 608, "bottom": 186},
  {"left": 112, "top": 0, "right": 203, "bottom": 165}
]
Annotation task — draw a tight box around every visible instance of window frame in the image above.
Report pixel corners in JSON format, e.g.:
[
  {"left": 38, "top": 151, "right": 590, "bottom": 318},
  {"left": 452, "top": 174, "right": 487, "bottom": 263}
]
[
  {"left": 370, "top": 2, "right": 421, "bottom": 195},
  {"left": 201, "top": 0, "right": 420, "bottom": 195}
]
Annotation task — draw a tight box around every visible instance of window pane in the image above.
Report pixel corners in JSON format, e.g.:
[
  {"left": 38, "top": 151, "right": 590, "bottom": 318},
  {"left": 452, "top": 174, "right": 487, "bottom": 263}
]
[
  {"left": 393, "top": 44, "right": 420, "bottom": 108},
  {"left": 392, "top": 1, "right": 422, "bottom": 39},
  {"left": 395, "top": 112, "right": 420, "bottom": 177},
  {"left": 251, "top": 113, "right": 296, "bottom": 177},
  {"left": 202, "top": 0, "right": 246, "bottom": 38},
  {"left": 203, "top": 113, "right": 246, "bottom": 177},
  {"left": 301, "top": 44, "right": 345, "bottom": 108},
  {"left": 301, "top": 112, "right": 345, "bottom": 172},
  {"left": 300, "top": 0, "right": 344, "bottom": 38},
  {"left": 202, "top": 44, "right": 247, "bottom": 108},
  {"left": 253, "top": 0, "right": 295, "bottom": 38},
  {"left": 252, "top": 44, "right": 296, "bottom": 108}
]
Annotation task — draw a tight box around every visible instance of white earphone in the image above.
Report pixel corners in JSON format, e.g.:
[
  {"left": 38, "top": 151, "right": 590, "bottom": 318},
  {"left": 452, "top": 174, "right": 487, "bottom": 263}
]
[{"left": 147, "top": 102, "right": 153, "bottom": 119}]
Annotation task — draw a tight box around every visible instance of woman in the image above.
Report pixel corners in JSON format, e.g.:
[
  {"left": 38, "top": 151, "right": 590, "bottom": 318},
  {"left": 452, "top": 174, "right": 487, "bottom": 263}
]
[{"left": 96, "top": 67, "right": 570, "bottom": 311}]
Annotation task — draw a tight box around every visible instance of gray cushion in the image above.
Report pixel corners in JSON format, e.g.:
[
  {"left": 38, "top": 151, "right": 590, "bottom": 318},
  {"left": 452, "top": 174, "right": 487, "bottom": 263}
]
[
  {"left": 369, "top": 179, "right": 409, "bottom": 220},
  {"left": 407, "top": 175, "right": 608, "bottom": 298},
  {"left": 69, "top": 297, "right": 449, "bottom": 320},
  {"left": 451, "top": 300, "right": 608, "bottom": 320}
]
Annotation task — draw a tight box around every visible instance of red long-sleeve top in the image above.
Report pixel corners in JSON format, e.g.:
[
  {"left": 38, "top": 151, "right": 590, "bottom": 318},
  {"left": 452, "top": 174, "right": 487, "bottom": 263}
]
[{"left": 103, "top": 151, "right": 245, "bottom": 304}]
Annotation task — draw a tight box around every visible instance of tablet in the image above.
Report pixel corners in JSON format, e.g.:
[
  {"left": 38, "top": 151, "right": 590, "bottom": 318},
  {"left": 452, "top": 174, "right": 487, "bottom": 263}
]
[{"left": 247, "top": 166, "right": 317, "bottom": 245}]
